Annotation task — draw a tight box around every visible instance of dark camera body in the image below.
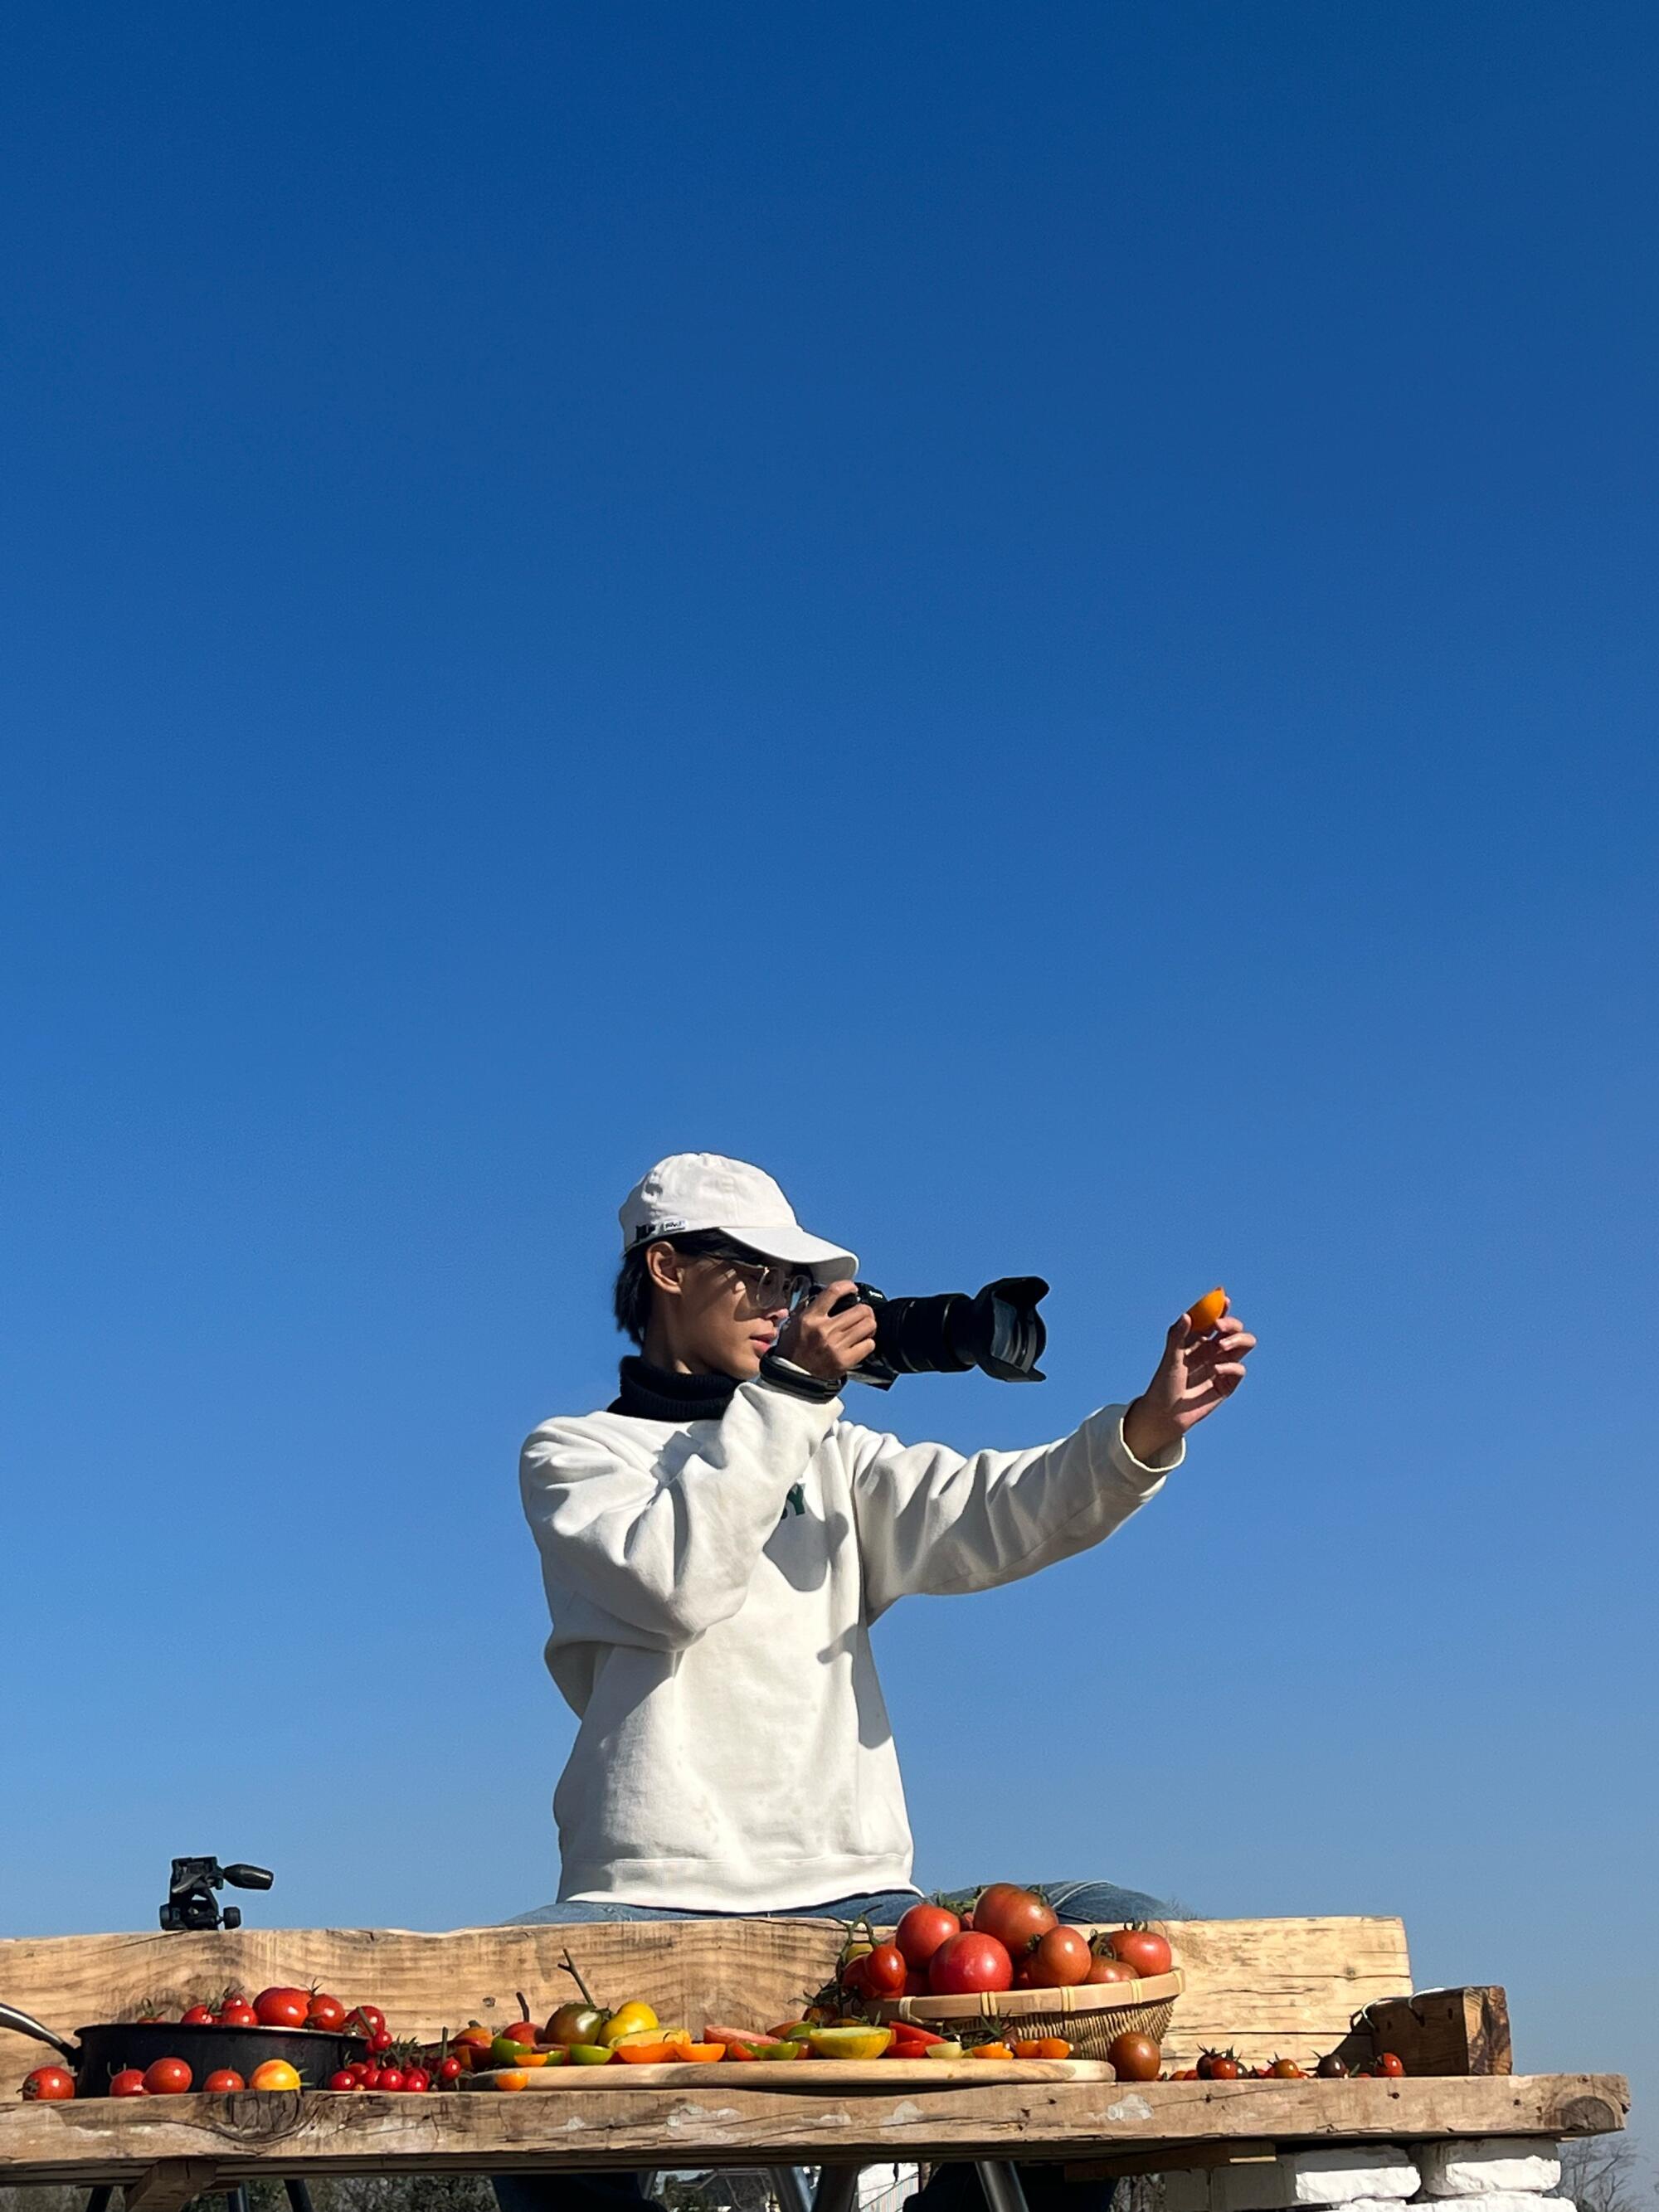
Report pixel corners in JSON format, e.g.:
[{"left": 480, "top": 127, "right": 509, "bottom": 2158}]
[{"left": 832, "top": 1277, "right": 1048, "bottom": 1389}]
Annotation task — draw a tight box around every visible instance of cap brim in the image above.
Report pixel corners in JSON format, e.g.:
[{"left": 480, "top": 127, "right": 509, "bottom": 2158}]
[{"left": 719, "top": 1219, "right": 858, "bottom": 1284}]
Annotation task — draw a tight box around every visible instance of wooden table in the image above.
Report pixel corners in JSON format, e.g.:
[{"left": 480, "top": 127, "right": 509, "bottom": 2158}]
[
  {"left": 0, "top": 2073, "right": 1629, "bottom": 2209},
  {"left": 0, "top": 1918, "right": 1628, "bottom": 2212}
]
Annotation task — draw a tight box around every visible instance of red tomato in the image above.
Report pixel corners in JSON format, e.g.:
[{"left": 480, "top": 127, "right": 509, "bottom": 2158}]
[
  {"left": 1107, "top": 1927, "right": 1173, "bottom": 1978},
  {"left": 402, "top": 2067, "right": 431, "bottom": 2092},
  {"left": 369, "top": 2028, "right": 395, "bottom": 2054},
  {"left": 1085, "top": 1954, "right": 1140, "bottom": 1985},
  {"left": 109, "top": 2069, "right": 148, "bottom": 2098},
  {"left": 253, "top": 1987, "right": 311, "bottom": 2030},
  {"left": 142, "top": 2059, "right": 193, "bottom": 2095},
  {"left": 345, "top": 2005, "right": 386, "bottom": 2036},
  {"left": 437, "top": 2055, "right": 465, "bottom": 2083},
  {"left": 861, "top": 1943, "right": 907, "bottom": 1997},
  {"left": 1023, "top": 1927, "right": 1092, "bottom": 1989},
  {"left": 203, "top": 2070, "right": 246, "bottom": 2093},
  {"left": 971, "top": 1885, "right": 1057, "bottom": 1957},
  {"left": 219, "top": 2001, "right": 259, "bottom": 2029},
  {"left": 1207, "top": 2055, "right": 1242, "bottom": 2080},
  {"left": 22, "top": 2066, "right": 75, "bottom": 2102},
  {"left": 180, "top": 2005, "right": 217, "bottom": 2027},
  {"left": 895, "top": 1903, "right": 961, "bottom": 1969},
  {"left": 377, "top": 2068, "right": 406, "bottom": 2093},
  {"left": 902, "top": 1968, "right": 930, "bottom": 1996},
  {"left": 1374, "top": 2052, "right": 1405, "bottom": 2077},
  {"left": 1107, "top": 2033, "right": 1161, "bottom": 2083},
  {"left": 928, "top": 1931, "right": 1014, "bottom": 1995},
  {"left": 840, "top": 1955, "right": 873, "bottom": 1998},
  {"left": 308, "top": 1993, "right": 348, "bottom": 2031},
  {"left": 358, "top": 2067, "right": 383, "bottom": 2089},
  {"left": 328, "top": 2071, "right": 360, "bottom": 2092}
]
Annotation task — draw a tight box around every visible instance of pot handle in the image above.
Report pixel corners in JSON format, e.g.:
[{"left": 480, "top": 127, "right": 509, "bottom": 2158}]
[{"left": 0, "top": 2003, "right": 78, "bottom": 2061}]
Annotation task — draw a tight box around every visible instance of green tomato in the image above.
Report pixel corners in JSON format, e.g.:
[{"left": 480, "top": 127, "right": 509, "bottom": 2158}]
[{"left": 568, "top": 2044, "right": 614, "bottom": 2065}]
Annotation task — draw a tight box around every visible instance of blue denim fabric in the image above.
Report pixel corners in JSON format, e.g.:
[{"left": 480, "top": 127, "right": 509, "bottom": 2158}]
[{"left": 506, "top": 1879, "right": 1175, "bottom": 1925}]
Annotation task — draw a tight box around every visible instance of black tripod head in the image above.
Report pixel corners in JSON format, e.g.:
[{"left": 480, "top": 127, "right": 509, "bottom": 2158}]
[{"left": 159, "top": 1856, "right": 275, "bottom": 1932}]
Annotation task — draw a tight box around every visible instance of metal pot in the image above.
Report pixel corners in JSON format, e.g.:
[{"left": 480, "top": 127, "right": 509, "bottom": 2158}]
[{"left": 0, "top": 2001, "right": 367, "bottom": 2095}]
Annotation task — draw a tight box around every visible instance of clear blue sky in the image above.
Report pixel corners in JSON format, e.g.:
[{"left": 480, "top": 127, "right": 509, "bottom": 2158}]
[{"left": 3, "top": 0, "right": 1654, "bottom": 2134}]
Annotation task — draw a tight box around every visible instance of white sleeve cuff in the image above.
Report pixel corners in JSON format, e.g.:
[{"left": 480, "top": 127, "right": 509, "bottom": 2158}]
[{"left": 1113, "top": 1412, "right": 1185, "bottom": 1481}]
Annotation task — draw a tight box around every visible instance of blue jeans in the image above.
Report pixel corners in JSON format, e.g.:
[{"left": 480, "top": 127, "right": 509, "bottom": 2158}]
[
  {"left": 493, "top": 1880, "right": 1171, "bottom": 2212},
  {"left": 504, "top": 1879, "right": 1173, "bottom": 1926}
]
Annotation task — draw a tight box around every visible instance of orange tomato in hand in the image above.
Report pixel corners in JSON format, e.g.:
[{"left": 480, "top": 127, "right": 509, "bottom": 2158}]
[{"left": 1185, "top": 1287, "right": 1227, "bottom": 1335}]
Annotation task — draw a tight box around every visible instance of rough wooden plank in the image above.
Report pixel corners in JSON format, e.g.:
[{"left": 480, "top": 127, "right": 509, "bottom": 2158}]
[
  {"left": 0, "top": 2073, "right": 1626, "bottom": 2184},
  {"left": 0, "top": 1917, "right": 1413, "bottom": 2092},
  {"left": 1152, "top": 1919, "right": 1412, "bottom": 2073},
  {"left": 1361, "top": 1989, "right": 1513, "bottom": 2078}
]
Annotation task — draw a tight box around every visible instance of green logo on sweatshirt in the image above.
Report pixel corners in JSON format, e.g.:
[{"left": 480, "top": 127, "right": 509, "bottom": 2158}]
[{"left": 780, "top": 1483, "right": 806, "bottom": 1521}]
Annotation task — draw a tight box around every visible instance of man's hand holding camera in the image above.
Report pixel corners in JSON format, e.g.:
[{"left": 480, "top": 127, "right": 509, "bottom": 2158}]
[
  {"left": 1122, "top": 1298, "right": 1257, "bottom": 1464},
  {"left": 777, "top": 1281, "right": 879, "bottom": 1382}
]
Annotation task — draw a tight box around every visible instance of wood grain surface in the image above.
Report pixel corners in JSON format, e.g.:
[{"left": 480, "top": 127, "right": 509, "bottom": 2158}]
[
  {"left": 0, "top": 2071, "right": 1627, "bottom": 2187},
  {"left": 1362, "top": 1988, "right": 1513, "bottom": 2078},
  {"left": 0, "top": 1915, "right": 1413, "bottom": 2090}
]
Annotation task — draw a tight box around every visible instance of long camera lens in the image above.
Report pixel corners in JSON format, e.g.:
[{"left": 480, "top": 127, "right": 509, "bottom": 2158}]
[{"left": 832, "top": 1278, "right": 1048, "bottom": 1390}]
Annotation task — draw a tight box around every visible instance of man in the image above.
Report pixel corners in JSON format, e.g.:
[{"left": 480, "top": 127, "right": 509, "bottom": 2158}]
[
  {"left": 513, "top": 1154, "right": 1254, "bottom": 1921},
  {"left": 501, "top": 1153, "right": 1254, "bottom": 2212}
]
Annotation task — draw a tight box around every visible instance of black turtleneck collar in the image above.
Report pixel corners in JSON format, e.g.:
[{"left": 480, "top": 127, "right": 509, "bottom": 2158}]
[{"left": 611, "top": 1355, "right": 737, "bottom": 1422}]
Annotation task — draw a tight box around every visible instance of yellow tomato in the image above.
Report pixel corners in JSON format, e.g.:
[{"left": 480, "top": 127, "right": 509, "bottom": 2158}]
[
  {"left": 495, "top": 2069, "right": 530, "bottom": 2092},
  {"left": 805, "top": 2026, "right": 893, "bottom": 2062},
  {"left": 598, "top": 2001, "right": 659, "bottom": 2048},
  {"left": 248, "top": 2060, "right": 302, "bottom": 2092}
]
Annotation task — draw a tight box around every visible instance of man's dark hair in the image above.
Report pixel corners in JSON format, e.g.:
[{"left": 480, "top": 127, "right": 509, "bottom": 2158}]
[{"left": 612, "top": 1230, "right": 758, "bottom": 1345}]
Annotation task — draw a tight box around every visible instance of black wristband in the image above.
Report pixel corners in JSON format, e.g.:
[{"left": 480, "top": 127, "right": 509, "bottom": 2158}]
[{"left": 757, "top": 1351, "right": 842, "bottom": 1403}]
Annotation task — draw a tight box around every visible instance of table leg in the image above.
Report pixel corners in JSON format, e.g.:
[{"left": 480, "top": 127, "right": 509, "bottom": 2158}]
[
  {"left": 975, "top": 2166, "right": 1032, "bottom": 2212},
  {"left": 771, "top": 2169, "right": 817, "bottom": 2212},
  {"left": 812, "top": 2169, "right": 864, "bottom": 2212}
]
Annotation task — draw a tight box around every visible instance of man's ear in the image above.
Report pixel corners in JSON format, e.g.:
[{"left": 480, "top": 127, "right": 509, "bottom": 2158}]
[{"left": 644, "top": 1240, "right": 684, "bottom": 1300}]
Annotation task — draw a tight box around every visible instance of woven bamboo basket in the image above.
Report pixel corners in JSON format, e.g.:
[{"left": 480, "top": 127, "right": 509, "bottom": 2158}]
[{"left": 873, "top": 1968, "right": 1182, "bottom": 2061}]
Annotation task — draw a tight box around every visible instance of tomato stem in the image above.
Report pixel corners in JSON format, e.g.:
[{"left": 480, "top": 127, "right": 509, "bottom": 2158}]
[{"left": 559, "top": 1949, "right": 603, "bottom": 2011}]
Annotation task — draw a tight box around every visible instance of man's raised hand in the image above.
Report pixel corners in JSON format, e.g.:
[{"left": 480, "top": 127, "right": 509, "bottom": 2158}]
[
  {"left": 1121, "top": 1297, "right": 1257, "bottom": 1465},
  {"left": 777, "top": 1281, "right": 879, "bottom": 1383}
]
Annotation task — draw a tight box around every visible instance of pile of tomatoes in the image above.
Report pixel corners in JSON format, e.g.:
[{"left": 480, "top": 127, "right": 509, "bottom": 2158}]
[
  {"left": 121, "top": 1986, "right": 383, "bottom": 2035},
  {"left": 1160, "top": 2047, "right": 1406, "bottom": 2081},
  {"left": 856, "top": 1885, "right": 1174, "bottom": 1999},
  {"left": 18, "top": 1988, "right": 409, "bottom": 2102}
]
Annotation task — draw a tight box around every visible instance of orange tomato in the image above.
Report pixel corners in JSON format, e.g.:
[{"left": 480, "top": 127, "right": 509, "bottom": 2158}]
[
  {"left": 1185, "top": 1286, "right": 1227, "bottom": 1335},
  {"left": 675, "top": 2043, "right": 725, "bottom": 2063},
  {"left": 969, "top": 2042, "right": 1014, "bottom": 2060},
  {"left": 495, "top": 2069, "right": 530, "bottom": 2092},
  {"left": 248, "top": 2060, "right": 302, "bottom": 2092},
  {"left": 614, "top": 2040, "right": 678, "bottom": 2064},
  {"left": 1013, "top": 2038, "right": 1073, "bottom": 2059}
]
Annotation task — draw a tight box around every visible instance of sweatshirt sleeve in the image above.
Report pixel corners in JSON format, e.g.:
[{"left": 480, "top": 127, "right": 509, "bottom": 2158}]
[
  {"left": 843, "top": 1406, "right": 1181, "bottom": 1621},
  {"left": 520, "top": 1378, "right": 844, "bottom": 1648}
]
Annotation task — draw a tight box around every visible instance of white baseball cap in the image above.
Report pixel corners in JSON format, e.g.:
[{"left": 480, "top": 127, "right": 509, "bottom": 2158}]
[{"left": 619, "top": 1153, "right": 858, "bottom": 1283}]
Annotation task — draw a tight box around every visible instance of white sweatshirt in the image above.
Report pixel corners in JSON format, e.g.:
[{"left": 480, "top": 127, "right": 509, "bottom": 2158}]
[{"left": 519, "top": 1376, "right": 1181, "bottom": 1910}]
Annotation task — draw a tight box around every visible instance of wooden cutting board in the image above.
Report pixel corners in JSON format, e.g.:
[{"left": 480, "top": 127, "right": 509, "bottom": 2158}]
[{"left": 464, "top": 2059, "right": 1115, "bottom": 2092}]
